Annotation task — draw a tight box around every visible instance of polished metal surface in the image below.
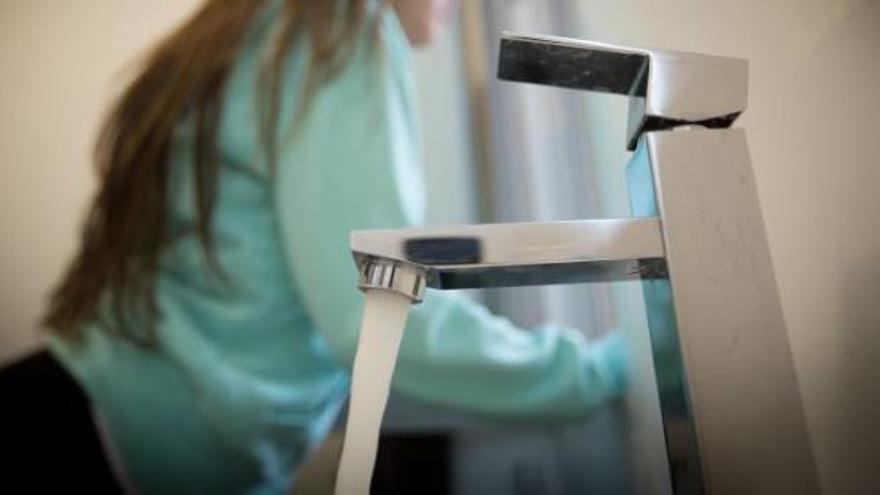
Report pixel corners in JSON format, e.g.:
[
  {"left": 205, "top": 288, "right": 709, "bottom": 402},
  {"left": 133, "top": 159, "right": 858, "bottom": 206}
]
[
  {"left": 351, "top": 218, "right": 665, "bottom": 289},
  {"left": 349, "top": 33, "right": 819, "bottom": 494},
  {"left": 630, "top": 129, "right": 819, "bottom": 494},
  {"left": 497, "top": 33, "right": 748, "bottom": 150},
  {"left": 358, "top": 259, "right": 427, "bottom": 304}
]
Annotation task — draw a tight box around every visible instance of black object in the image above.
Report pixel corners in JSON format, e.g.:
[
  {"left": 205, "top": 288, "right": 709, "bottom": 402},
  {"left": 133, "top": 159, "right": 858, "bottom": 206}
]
[
  {"left": 372, "top": 433, "right": 450, "bottom": 495},
  {"left": 0, "top": 350, "right": 123, "bottom": 493},
  {"left": 405, "top": 237, "right": 482, "bottom": 265}
]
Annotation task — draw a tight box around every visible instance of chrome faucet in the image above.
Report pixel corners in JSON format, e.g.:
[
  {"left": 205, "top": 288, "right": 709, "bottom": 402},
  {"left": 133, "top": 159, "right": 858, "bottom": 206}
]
[{"left": 351, "top": 33, "right": 819, "bottom": 495}]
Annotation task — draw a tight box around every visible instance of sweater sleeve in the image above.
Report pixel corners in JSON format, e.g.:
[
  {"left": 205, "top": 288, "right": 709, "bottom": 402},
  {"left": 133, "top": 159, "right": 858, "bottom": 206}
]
[{"left": 272, "top": 11, "right": 627, "bottom": 420}]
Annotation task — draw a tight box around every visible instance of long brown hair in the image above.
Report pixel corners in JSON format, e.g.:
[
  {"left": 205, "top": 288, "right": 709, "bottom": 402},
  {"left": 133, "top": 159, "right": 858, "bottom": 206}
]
[{"left": 45, "top": 0, "right": 379, "bottom": 346}]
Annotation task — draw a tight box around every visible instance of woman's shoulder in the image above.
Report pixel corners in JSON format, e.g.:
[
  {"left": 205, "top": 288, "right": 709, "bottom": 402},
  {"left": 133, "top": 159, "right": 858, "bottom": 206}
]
[{"left": 216, "top": 1, "right": 415, "bottom": 168}]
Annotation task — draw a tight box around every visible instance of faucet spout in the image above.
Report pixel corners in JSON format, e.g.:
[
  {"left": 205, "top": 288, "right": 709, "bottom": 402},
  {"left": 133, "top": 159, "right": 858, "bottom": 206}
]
[{"left": 351, "top": 218, "right": 665, "bottom": 291}]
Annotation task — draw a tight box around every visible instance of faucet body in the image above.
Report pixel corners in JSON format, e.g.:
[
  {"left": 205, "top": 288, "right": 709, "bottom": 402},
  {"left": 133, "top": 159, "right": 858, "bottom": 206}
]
[{"left": 351, "top": 34, "right": 819, "bottom": 494}]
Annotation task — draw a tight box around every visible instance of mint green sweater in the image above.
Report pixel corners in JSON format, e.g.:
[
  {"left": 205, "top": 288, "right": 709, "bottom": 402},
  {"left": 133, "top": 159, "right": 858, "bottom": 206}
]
[{"left": 49, "top": 5, "right": 626, "bottom": 494}]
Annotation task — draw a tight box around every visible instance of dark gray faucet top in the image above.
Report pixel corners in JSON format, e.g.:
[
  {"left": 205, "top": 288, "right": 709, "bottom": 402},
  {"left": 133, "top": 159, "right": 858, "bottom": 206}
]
[{"left": 497, "top": 33, "right": 748, "bottom": 149}]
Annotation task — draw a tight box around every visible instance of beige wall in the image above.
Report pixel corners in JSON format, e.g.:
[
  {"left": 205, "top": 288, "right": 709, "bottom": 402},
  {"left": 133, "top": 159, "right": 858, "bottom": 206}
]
[
  {"left": 0, "top": 1, "right": 201, "bottom": 364},
  {"left": 574, "top": 1, "right": 880, "bottom": 493}
]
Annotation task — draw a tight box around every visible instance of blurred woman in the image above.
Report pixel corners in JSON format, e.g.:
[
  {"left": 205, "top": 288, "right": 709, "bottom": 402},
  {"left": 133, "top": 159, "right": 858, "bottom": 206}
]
[{"left": 42, "top": 0, "right": 627, "bottom": 493}]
